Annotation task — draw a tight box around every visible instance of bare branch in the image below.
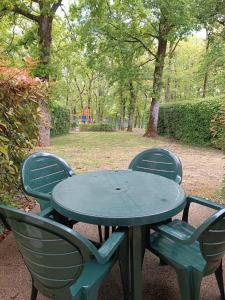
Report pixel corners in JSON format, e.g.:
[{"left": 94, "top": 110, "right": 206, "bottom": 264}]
[
  {"left": 144, "top": 31, "right": 158, "bottom": 39},
  {"left": 51, "top": 0, "right": 62, "bottom": 13},
  {"left": 59, "top": 3, "right": 76, "bottom": 40},
  {"left": 171, "top": 38, "right": 181, "bottom": 54},
  {"left": 127, "top": 34, "right": 156, "bottom": 58},
  {"left": 138, "top": 57, "right": 155, "bottom": 67},
  {"left": 74, "top": 77, "right": 86, "bottom": 97},
  {"left": 13, "top": 5, "right": 39, "bottom": 22},
  {"left": 108, "top": 22, "right": 156, "bottom": 58}
]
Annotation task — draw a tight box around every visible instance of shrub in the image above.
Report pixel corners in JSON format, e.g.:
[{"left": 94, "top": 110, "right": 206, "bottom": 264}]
[
  {"left": 79, "top": 123, "right": 114, "bottom": 132},
  {"left": 158, "top": 97, "right": 224, "bottom": 147},
  {"left": 210, "top": 102, "right": 225, "bottom": 151},
  {"left": 0, "top": 65, "right": 46, "bottom": 204},
  {"left": 50, "top": 102, "right": 70, "bottom": 137}
]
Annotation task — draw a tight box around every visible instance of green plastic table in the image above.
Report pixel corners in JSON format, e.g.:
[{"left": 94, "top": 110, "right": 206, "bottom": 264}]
[{"left": 52, "top": 170, "right": 186, "bottom": 300}]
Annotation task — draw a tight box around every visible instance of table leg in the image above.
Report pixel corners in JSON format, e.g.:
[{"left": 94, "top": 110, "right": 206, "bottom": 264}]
[{"left": 130, "top": 226, "right": 143, "bottom": 300}]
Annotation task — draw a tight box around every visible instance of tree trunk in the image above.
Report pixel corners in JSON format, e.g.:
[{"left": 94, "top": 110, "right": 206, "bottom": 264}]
[
  {"left": 141, "top": 93, "right": 148, "bottom": 128},
  {"left": 87, "top": 73, "right": 94, "bottom": 108},
  {"left": 144, "top": 18, "right": 169, "bottom": 137},
  {"left": 202, "top": 28, "right": 210, "bottom": 98},
  {"left": 96, "top": 101, "right": 101, "bottom": 123},
  {"left": 119, "top": 90, "right": 126, "bottom": 130},
  {"left": 74, "top": 78, "right": 84, "bottom": 110},
  {"left": 202, "top": 71, "right": 209, "bottom": 98},
  {"left": 38, "top": 15, "right": 53, "bottom": 80},
  {"left": 134, "top": 112, "right": 138, "bottom": 128},
  {"left": 96, "top": 97, "right": 101, "bottom": 123},
  {"left": 127, "top": 80, "right": 136, "bottom": 132},
  {"left": 37, "top": 16, "right": 53, "bottom": 145},
  {"left": 165, "top": 42, "right": 174, "bottom": 101},
  {"left": 9, "top": 1, "right": 62, "bottom": 147}
]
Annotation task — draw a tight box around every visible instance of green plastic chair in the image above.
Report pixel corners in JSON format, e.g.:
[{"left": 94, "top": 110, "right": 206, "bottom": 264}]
[
  {"left": 0, "top": 205, "right": 129, "bottom": 300},
  {"left": 147, "top": 196, "right": 225, "bottom": 300},
  {"left": 128, "top": 148, "right": 183, "bottom": 245},
  {"left": 21, "top": 152, "right": 74, "bottom": 211},
  {"left": 21, "top": 152, "right": 103, "bottom": 241},
  {"left": 128, "top": 148, "right": 182, "bottom": 184},
  {"left": 102, "top": 148, "right": 183, "bottom": 242}
]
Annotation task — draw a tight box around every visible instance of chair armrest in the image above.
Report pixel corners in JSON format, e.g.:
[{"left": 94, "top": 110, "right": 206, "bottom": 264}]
[
  {"left": 38, "top": 207, "right": 54, "bottom": 218},
  {"left": 34, "top": 192, "right": 52, "bottom": 201},
  {"left": 95, "top": 231, "right": 127, "bottom": 264},
  {"left": 175, "top": 175, "right": 182, "bottom": 184},
  {"left": 186, "top": 196, "right": 224, "bottom": 209},
  {"left": 24, "top": 186, "right": 52, "bottom": 201},
  {"left": 154, "top": 207, "right": 225, "bottom": 246},
  {"left": 182, "top": 195, "right": 224, "bottom": 222},
  {"left": 152, "top": 223, "right": 197, "bottom": 245}
]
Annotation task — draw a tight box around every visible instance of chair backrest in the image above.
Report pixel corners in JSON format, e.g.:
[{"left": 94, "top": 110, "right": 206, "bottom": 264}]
[
  {"left": 21, "top": 152, "right": 74, "bottom": 209},
  {"left": 0, "top": 205, "right": 93, "bottom": 298},
  {"left": 128, "top": 148, "right": 182, "bottom": 184},
  {"left": 199, "top": 208, "right": 225, "bottom": 275}
]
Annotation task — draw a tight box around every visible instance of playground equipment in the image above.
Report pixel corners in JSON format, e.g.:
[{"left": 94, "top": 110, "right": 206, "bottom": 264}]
[{"left": 80, "top": 106, "right": 93, "bottom": 124}]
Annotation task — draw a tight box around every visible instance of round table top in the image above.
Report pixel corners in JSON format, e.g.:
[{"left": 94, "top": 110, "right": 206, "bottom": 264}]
[{"left": 52, "top": 170, "right": 186, "bottom": 226}]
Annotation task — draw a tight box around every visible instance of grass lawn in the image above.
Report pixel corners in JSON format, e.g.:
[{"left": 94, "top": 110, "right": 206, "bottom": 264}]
[{"left": 36, "top": 131, "right": 224, "bottom": 203}]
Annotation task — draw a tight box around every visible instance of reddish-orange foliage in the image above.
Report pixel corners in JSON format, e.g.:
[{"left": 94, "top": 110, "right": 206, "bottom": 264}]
[
  {"left": 0, "top": 59, "right": 47, "bottom": 99},
  {"left": 0, "top": 66, "right": 40, "bottom": 86}
]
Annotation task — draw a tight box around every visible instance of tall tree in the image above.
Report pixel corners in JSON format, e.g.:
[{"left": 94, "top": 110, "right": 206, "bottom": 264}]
[
  {"left": 196, "top": 0, "right": 225, "bottom": 97},
  {"left": 202, "top": 26, "right": 211, "bottom": 98},
  {"left": 71, "top": 0, "right": 196, "bottom": 136},
  {"left": 1, "top": 0, "right": 62, "bottom": 79}
]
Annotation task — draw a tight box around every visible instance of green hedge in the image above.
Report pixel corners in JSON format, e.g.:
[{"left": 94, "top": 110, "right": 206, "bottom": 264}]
[
  {"left": 158, "top": 97, "right": 224, "bottom": 147},
  {"left": 210, "top": 102, "right": 225, "bottom": 150},
  {"left": 50, "top": 103, "right": 70, "bottom": 137},
  {"left": 79, "top": 123, "right": 114, "bottom": 132}
]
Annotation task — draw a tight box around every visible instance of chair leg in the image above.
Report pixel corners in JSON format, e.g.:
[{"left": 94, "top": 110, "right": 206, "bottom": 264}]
[
  {"left": 215, "top": 261, "right": 225, "bottom": 300},
  {"left": 141, "top": 225, "right": 147, "bottom": 266},
  {"left": 176, "top": 268, "right": 202, "bottom": 300},
  {"left": 112, "top": 226, "right": 117, "bottom": 232},
  {"left": 98, "top": 226, "right": 103, "bottom": 243},
  {"left": 119, "top": 232, "right": 130, "bottom": 300},
  {"left": 159, "top": 258, "right": 167, "bottom": 265},
  {"left": 104, "top": 226, "right": 109, "bottom": 241},
  {"left": 31, "top": 284, "right": 38, "bottom": 300},
  {"left": 82, "top": 286, "right": 99, "bottom": 300}
]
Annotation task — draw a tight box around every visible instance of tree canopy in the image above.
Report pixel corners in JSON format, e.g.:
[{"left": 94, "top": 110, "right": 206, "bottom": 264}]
[{"left": 0, "top": 0, "right": 224, "bottom": 133}]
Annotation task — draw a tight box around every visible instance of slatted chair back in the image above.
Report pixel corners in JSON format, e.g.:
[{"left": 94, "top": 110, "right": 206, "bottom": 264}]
[
  {"left": 199, "top": 208, "right": 225, "bottom": 275},
  {"left": 129, "top": 148, "right": 182, "bottom": 184},
  {"left": 0, "top": 205, "right": 93, "bottom": 299},
  {"left": 21, "top": 152, "right": 74, "bottom": 209}
]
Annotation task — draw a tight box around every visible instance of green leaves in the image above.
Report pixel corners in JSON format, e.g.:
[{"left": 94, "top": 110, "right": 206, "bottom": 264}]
[
  {"left": 158, "top": 97, "right": 224, "bottom": 147},
  {"left": 50, "top": 102, "right": 70, "bottom": 137},
  {"left": 210, "top": 102, "right": 225, "bottom": 151},
  {"left": 0, "top": 65, "right": 46, "bottom": 204}
]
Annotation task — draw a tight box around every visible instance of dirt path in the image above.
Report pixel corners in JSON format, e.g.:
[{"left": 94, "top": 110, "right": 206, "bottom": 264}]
[{"left": 162, "top": 142, "right": 224, "bottom": 201}]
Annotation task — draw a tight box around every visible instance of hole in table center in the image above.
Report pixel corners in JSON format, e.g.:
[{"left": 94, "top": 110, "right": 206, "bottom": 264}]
[{"left": 115, "top": 187, "right": 121, "bottom": 191}]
